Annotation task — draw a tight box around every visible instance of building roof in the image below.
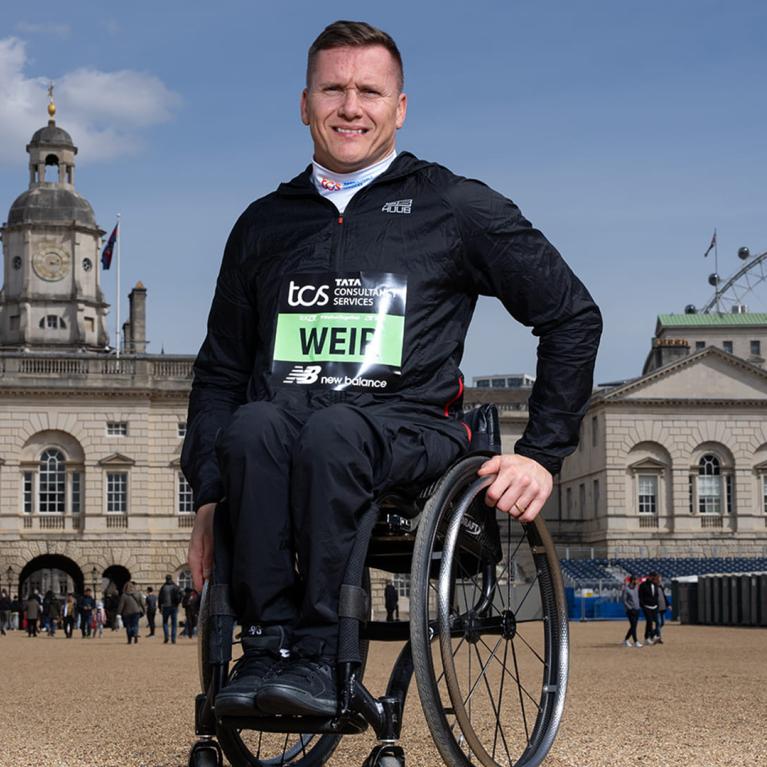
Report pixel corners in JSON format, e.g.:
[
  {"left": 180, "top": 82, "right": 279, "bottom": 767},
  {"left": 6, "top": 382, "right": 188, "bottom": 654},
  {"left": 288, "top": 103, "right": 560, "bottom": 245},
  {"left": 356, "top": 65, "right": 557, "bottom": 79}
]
[
  {"left": 657, "top": 312, "right": 767, "bottom": 328},
  {"left": 7, "top": 187, "right": 97, "bottom": 228},
  {"left": 27, "top": 122, "right": 75, "bottom": 149}
]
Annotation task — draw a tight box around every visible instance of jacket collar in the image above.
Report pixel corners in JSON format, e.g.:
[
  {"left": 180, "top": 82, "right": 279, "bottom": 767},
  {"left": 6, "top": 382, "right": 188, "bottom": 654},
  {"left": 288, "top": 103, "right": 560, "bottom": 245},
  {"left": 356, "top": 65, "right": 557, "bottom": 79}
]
[{"left": 276, "top": 151, "right": 428, "bottom": 197}]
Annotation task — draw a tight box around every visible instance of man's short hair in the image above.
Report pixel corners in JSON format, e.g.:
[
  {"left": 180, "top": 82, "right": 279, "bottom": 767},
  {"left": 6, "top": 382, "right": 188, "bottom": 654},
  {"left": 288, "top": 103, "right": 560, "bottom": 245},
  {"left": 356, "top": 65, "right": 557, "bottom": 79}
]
[{"left": 307, "top": 20, "right": 404, "bottom": 91}]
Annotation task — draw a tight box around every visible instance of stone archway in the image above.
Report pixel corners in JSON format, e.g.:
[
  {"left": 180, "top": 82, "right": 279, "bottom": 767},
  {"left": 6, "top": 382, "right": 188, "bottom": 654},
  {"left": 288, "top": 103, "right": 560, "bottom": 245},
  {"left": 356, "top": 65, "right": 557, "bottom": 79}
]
[
  {"left": 102, "top": 564, "right": 131, "bottom": 596},
  {"left": 18, "top": 554, "right": 84, "bottom": 599}
]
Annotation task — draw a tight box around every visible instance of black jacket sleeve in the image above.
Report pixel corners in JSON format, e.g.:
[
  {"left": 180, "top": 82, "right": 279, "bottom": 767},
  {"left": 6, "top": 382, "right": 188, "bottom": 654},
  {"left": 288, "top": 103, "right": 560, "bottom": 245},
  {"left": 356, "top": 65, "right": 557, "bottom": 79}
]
[
  {"left": 447, "top": 179, "right": 602, "bottom": 475},
  {"left": 181, "top": 212, "right": 259, "bottom": 509}
]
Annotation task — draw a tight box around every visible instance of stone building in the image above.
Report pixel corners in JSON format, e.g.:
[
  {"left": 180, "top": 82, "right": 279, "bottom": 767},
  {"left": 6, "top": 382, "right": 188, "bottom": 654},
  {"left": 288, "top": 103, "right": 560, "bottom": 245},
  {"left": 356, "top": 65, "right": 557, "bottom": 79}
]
[
  {"left": 0, "top": 103, "right": 196, "bottom": 599},
  {"left": 549, "top": 314, "right": 767, "bottom": 558}
]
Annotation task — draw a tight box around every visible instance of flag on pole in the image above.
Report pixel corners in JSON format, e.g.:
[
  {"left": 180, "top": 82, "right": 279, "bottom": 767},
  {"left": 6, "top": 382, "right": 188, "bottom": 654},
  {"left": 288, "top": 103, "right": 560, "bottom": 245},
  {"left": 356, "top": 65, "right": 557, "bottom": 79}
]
[
  {"left": 101, "top": 224, "right": 118, "bottom": 269},
  {"left": 703, "top": 230, "right": 717, "bottom": 258}
]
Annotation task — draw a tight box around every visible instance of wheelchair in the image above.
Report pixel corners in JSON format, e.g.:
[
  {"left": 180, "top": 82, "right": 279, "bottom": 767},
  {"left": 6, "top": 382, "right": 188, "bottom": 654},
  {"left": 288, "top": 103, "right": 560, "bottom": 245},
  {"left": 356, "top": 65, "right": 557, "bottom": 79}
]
[{"left": 189, "top": 405, "right": 569, "bottom": 767}]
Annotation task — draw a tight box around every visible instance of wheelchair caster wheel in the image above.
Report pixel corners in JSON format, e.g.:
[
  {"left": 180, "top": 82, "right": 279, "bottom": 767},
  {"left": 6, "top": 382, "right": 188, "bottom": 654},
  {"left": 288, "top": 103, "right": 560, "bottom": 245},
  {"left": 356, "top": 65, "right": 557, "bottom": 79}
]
[
  {"left": 363, "top": 744, "right": 404, "bottom": 767},
  {"left": 188, "top": 739, "right": 223, "bottom": 767}
]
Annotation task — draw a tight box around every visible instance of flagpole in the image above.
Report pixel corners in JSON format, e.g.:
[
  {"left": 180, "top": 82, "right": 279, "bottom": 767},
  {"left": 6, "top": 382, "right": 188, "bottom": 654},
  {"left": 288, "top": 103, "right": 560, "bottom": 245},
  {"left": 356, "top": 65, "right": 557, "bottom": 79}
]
[
  {"left": 714, "top": 227, "right": 719, "bottom": 314},
  {"left": 116, "top": 213, "right": 121, "bottom": 358}
]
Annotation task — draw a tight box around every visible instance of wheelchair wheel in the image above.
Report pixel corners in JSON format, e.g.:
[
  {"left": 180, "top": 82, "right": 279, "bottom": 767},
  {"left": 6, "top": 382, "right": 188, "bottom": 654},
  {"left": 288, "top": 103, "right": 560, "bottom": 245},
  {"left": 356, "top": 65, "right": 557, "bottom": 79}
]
[{"left": 410, "top": 455, "right": 568, "bottom": 767}]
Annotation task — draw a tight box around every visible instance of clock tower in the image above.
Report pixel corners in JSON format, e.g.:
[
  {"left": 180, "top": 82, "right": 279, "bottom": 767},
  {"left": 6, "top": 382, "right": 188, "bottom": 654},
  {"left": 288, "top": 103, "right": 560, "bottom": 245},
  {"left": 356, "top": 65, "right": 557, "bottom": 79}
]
[{"left": 0, "top": 91, "right": 109, "bottom": 351}]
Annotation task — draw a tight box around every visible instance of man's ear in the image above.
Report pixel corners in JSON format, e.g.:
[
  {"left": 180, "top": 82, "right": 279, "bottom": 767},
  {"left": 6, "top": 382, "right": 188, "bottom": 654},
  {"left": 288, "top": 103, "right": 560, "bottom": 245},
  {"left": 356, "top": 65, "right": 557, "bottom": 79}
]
[
  {"left": 395, "top": 92, "right": 408, "bottom": 130},
  {"left": 300, "top": 89, "right": 310, "bottom": 126}
]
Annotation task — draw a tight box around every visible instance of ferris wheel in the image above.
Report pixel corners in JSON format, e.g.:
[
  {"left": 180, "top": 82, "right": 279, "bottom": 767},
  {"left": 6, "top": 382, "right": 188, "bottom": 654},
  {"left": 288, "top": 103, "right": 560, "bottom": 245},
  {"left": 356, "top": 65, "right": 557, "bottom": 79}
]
[{"left": 689, "top": 246, "right": 767, "bottom": 314}]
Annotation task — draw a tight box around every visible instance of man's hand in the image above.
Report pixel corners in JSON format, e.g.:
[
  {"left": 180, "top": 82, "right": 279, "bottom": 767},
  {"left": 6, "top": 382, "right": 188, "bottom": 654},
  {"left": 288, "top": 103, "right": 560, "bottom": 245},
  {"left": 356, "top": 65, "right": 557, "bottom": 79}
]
[
  {"left": 477, "top": 454, "right": 553, "bottom": 524},
  {"left": 188, "top": 503, "right": 216, "bottom": 592}
]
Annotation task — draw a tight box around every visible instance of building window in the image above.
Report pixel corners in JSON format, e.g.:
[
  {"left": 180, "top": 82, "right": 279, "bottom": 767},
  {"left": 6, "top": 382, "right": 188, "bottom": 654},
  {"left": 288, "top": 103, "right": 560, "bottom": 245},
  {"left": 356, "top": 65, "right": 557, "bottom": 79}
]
[
  {"left": 177, "top": 422, "right": 187, "bottom": 438},
  {"left": 10, "top": 315, "right": 19, "bottom": 331},
  {"left": 695, "top": 341, "right": 705, "bottom": 350},
  {"left": 638, "top": 475, "right": 658, "bottom": 514},
  {"left": 763, "top": 476, "right": 767, "bottom": 514},
  {"left": 722, "top": 340, "right": 733, "bottom": 354},
  {"left": 71, "top": 471, "right": 81, "bottom": 514},
  {"left": 106, "top": 421, "right": 128, "bottom": 437},
  {"left": 579, "top": 483, "right": 585, "bottom": 515},
  {"left": 178, "top": 472, "right": 194, "bottom": 514},
  {"left": 106, "top": 473, "right": 128, "bottom": 513},
  {"left": 566, "top": 487, "right": 572, "bottom": 518},
  {"left": 751, "top": 340, "right": 761, "bottom": 356},
  {"left": 39, "top": 448, "right": 66, "bottom": 513},
  {"left": 591, "top": 416, "right": 598, "bottom": 447},
  {"left": 475, "top": 379, "right": 490, "bottom": 388},
  {"left": 39, "top": 315, "right": 66, "bottom": 330},
  {"left": 697, "top": 454, "right": 722, "bottom": 514},
  {"left": 23, "top": 472, "right": 33, "bottom": 513},
  {"left": 593, "top": 478, "right": 599, "bottom": 517},
  {"left": 491, "top": 378, "right": 505, "bottom": 388},
  {"left": 392, "top": 572, "right": 411, "bottom": 598}
]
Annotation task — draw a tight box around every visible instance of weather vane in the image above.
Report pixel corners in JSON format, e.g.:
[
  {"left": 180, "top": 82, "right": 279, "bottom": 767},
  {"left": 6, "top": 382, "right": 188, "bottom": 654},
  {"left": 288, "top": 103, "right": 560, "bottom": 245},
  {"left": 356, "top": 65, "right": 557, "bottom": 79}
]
[{"left": 48, "top": 81, "right": 56, "bottom": 120}]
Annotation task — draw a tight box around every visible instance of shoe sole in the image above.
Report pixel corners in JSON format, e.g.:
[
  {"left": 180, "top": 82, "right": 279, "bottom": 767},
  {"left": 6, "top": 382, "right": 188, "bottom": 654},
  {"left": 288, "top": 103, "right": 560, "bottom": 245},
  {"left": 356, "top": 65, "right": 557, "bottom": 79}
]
[
  {"left": 256, "top": 685, "right": 336, "bottom": 718},
  {"left": 215, "top": 691, "right": 262, "bottom": 717}
]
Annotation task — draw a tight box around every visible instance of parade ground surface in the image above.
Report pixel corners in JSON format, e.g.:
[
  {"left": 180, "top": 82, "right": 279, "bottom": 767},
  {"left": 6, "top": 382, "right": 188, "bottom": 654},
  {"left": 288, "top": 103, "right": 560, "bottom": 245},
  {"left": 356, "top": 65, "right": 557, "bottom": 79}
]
[{"left": 2, "top": 621, "right": 764, "bottom": 767}]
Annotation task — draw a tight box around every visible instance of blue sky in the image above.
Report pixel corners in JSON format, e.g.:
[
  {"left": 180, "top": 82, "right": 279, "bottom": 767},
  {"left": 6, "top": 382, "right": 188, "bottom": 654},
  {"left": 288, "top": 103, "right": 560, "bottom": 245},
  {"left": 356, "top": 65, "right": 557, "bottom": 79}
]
[{"left": 1, "top": 1, "right": 765, "bottom": 383}]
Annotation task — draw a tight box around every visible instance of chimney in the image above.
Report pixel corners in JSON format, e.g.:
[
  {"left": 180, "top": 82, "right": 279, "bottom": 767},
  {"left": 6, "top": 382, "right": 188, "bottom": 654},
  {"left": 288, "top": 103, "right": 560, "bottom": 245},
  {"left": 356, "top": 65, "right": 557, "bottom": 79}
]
[
  {"left": 127, "top": 281, "right": 147, "bottom": 354},
  {"left": 642, "top": 338, "right": 690, "bottom": 374}
]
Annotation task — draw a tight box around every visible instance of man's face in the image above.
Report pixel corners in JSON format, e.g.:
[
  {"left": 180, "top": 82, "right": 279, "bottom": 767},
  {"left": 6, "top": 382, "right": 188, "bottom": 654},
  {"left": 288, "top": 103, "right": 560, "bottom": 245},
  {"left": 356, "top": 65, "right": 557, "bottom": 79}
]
[{"left": 301, "top": 45, "right": 407, "bottom": 173}]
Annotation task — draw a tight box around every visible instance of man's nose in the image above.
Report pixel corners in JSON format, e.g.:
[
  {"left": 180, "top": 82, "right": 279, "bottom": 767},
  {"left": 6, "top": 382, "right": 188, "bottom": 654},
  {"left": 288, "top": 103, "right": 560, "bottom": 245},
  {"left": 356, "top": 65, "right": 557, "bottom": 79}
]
[{"left": 338, "top": 88, "right": 363, "bottom": 119}]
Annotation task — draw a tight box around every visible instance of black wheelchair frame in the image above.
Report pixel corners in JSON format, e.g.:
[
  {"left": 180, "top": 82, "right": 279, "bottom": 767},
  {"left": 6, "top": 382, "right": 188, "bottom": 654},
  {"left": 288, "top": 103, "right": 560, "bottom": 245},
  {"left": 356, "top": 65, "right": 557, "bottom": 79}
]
[{"left": 189, "top": 405, "right": 569, "bottom": 767}]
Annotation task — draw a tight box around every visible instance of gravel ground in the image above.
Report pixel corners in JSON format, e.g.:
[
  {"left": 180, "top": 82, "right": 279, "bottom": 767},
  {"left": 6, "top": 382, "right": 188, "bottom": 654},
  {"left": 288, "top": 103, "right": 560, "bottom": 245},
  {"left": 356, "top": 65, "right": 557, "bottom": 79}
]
[{"left": 1, "top": 621, "right": 765, "bottom": 767}]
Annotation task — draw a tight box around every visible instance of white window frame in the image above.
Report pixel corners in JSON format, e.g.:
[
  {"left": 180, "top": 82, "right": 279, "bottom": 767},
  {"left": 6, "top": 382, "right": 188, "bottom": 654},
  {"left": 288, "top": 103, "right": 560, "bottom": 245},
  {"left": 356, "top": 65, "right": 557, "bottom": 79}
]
[
  {"left": 177, "top": 422, "right": 187, "bottom": 438},
  {"left": 106, "top": 421, "right": 128, "bottom": 437},
  {"left": 21, "top": 449, "right": 84, "bottom": 516},
  {"left": 105, "top": 471, "right": 129, "bottom": 514},
  {"left": 177, "top": 471, "right": 194, "bottom": 514},
  {"left": 637, "top": 474, "right": 658, "bottom": 515}
]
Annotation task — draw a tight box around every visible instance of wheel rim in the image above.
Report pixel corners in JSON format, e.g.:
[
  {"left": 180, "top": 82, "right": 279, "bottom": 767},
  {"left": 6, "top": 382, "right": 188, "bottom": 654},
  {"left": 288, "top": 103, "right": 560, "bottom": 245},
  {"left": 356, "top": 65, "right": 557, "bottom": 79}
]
[{"left": 412, "top": 456, "right": 568, "bottom": 767}]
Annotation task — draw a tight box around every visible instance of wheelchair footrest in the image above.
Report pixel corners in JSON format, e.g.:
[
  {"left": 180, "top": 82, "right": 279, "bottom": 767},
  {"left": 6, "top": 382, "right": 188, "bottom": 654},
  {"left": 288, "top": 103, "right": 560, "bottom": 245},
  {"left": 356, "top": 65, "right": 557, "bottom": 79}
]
[{"left": 217, "top": 711, "right": 369, "bottom": 735}]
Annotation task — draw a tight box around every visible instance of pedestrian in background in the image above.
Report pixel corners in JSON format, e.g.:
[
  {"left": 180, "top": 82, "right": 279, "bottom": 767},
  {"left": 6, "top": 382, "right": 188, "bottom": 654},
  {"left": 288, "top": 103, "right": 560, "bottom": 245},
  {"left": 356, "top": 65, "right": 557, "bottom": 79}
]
[
  {"left": 384, "top": 581, "right": 399, "bottom": 622},
  {"left": 10, "top": 595, "right": 20, "bottom": 630},
  {"left": 93, "top": 599, "right": 107, "bottom": 638},
  {"left": 26, "top": 591, "right": 41, "bottom": 637},
  {"left": 621, "top": 575, "right": 642, "bottom": 647},
  {"left": 62, "top": 593, "right": 77, "bottom": 638},
  {"left": 79, "top": 587, "right": 95, "bottom": 637},
  {"left": 144, "top": 585, "right": 158, "bottom": 638},
  {"left": 0, "top": 589, "right": 10, "bottom": 635},
  {"left": 182, "top": 587, "right": 199, "bottom": 638},
  {"left": 117, "top": 582, "right": 144, "bottom": 644},
  {"left": 655, "top": 573, "right": 667, "bottom": 644},
  {"left": 45, "top": 590, "right": 61, "bottom": 637},
  {"left": 158, "top": 574, "right": 181, "bottom": 644},
  {"left": 638, "top": 571, "right": 660, "bottom": 645}
]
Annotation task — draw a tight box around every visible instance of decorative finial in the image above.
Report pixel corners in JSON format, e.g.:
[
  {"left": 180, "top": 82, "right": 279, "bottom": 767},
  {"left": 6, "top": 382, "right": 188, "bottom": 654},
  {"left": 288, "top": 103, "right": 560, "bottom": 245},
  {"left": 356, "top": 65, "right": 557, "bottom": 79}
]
[{"left": 47, "top": 82, "right": 56, "bottom": 120}]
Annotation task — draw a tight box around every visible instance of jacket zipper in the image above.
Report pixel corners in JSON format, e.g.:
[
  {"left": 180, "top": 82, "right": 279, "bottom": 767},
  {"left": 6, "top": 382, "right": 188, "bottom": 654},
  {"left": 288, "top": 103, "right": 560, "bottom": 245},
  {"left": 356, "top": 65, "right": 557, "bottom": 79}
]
[{"left": 332, "top": 214, "right": 345, "bottom": 271}]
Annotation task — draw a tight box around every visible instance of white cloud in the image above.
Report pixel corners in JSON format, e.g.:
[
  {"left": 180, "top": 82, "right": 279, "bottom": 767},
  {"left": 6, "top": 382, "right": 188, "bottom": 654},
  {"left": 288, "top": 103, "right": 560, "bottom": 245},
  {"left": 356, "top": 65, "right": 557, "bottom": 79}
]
[{"left": 0, "top": 36, "right": 181, "bottom": 166}]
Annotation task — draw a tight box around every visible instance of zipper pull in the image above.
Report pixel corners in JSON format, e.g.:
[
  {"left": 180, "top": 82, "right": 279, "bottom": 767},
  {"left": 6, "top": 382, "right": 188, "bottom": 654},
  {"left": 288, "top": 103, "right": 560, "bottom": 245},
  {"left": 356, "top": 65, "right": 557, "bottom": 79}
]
[{"left": 338, "top": 215, "right": 344, "bottom": 225}]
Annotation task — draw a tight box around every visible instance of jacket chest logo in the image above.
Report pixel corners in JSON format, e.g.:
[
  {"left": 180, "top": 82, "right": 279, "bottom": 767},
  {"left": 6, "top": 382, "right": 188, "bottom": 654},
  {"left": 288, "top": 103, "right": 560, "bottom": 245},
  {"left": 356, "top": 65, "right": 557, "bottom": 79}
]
[{"left": 381, "top": 199, "right": 412, "bottom": 214}]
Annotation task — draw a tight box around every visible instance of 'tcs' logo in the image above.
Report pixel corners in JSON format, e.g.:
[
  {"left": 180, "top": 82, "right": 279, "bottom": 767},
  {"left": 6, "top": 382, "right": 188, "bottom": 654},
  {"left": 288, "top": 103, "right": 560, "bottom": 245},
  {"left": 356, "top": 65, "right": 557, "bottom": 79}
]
[{"left": 288, "top": 281, "right": 330, "bottom": 307}]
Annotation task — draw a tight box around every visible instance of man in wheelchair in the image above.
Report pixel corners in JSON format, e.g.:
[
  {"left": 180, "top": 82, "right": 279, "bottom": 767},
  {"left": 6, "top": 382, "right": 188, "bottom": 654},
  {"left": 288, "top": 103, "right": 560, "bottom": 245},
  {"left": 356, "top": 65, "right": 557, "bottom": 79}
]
[{"left": 181, "top": 20, "right": 601, "bottom": 723}]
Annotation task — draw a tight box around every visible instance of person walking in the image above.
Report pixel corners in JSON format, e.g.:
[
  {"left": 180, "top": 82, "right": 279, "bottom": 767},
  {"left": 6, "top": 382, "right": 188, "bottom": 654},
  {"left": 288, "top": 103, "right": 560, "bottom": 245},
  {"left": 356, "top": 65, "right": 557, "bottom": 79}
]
[
  {"left": 45, "top": 591, "right": 61, "bottom": 637},
  {"left": 117, "top": 582, "right": 145, "bottom": 644},
  {"left": 621, "top": 575, "right": 642, "bottom": 647},
  {"left": 0, "top": 589, "right": 10, "bottom": 635},
  {"left": 638, "top": 572, "right": 660, "bottom": 645},
  {"left": 10, "top": 595, "right": 21, "bottom": 631},
  {"left": 384, "top": 582, "right": 399, "bottom": 622},
  {"left": 62, "top": 593, "right": 77, "bottom": 638},
  {"left": 158, "top": 574, "right": 181, "bottom": 644},
  {"left": 93, "top": 600, "right": 107, "bottom": 638},
  {"left": 144, "top": 586, "right": 158, "bottom": 637},
  {"left": 78, "top": 588, "right": 95, "bottom": 637},
  {"left": 26, "top": 592, "right": 41, "bottom": 637},
  {"left": 655, "top": 574, "right": 668, "bottom": 644},
  {"left": 182, "top": 587, "right": 199, "bottom": 638}
]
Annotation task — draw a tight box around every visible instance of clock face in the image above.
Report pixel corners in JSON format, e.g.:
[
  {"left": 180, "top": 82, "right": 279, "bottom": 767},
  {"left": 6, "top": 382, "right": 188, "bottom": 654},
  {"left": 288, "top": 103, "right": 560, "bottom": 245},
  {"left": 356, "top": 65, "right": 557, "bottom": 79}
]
[{"left": 32, "top": 248, "right": 71, "bottom": 281}]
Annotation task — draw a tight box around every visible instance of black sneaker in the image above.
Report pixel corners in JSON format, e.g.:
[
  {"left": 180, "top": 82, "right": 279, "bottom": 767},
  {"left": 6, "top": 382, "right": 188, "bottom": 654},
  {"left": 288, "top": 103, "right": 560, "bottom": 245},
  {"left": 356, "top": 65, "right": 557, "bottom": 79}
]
[
  {"left": 256, "top": 659, "right": 337, "bottom": 717},
  {"left": 215, "top": 651, "right": 281, "bottom": 716}
]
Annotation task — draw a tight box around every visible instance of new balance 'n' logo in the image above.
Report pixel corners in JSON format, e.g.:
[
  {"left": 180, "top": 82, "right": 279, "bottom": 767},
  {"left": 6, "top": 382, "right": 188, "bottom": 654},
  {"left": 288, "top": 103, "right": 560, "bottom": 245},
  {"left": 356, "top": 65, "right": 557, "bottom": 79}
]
[
  {"left": 282, "top": 365, "right": 321, "bottom": 385},
  {"left": 381, "top": 199, "right": 412, "bottom": 214}
]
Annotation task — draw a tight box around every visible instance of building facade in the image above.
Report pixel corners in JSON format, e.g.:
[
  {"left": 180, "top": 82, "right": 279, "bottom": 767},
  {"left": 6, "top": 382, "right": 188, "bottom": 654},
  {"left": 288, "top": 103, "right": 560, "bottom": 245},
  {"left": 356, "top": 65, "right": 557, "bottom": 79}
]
[{"left": 0, "top": 105, "right": 196, "bottom": 599}]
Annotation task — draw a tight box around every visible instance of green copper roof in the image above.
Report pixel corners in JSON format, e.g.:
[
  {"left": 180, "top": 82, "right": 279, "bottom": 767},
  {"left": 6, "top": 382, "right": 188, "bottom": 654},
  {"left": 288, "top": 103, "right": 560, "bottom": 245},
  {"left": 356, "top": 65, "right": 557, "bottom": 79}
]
[{"left": 658, "top": 312, "right": 767, "bottom": 327}]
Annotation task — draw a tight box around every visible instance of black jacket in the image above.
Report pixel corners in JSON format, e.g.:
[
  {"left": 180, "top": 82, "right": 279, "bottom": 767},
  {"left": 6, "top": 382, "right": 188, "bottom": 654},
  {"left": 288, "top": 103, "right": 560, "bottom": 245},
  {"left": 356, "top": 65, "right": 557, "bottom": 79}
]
[
  {"left": 182, "top": 153, "right": 602, "bottom": 508},
  {"left": 638, "top": 579, "right": 659, "bottom": 610}
]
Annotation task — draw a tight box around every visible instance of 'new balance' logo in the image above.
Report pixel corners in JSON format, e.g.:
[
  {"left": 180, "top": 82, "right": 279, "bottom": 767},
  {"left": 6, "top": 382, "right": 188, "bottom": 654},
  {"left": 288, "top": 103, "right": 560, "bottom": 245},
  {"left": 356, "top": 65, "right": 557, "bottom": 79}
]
[
  {"left": 282, "top": 365, "right": 321, "bottom": 385},
  {"left": 381, "top": 199, "right": 412, "bottom": 214}
]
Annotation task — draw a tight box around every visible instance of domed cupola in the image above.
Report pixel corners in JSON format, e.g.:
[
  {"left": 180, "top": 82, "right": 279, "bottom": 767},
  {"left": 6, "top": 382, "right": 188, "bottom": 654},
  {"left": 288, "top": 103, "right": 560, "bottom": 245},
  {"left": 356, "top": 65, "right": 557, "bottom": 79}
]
[{"left": 0, "top": 87, "right": 109, "bottom": 352}]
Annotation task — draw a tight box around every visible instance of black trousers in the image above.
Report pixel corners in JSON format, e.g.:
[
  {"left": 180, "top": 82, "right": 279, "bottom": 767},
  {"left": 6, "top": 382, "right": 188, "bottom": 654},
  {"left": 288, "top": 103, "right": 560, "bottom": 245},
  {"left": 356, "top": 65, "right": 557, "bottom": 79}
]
[
  {"left": 642, "top": 607, "right": 658, "bottom": 640},
  {"left": 217, "top": 398, "right": 466, "bottom": 659},
  {"left": 624, "top": 609, "right": 639, "bottom": 642}
]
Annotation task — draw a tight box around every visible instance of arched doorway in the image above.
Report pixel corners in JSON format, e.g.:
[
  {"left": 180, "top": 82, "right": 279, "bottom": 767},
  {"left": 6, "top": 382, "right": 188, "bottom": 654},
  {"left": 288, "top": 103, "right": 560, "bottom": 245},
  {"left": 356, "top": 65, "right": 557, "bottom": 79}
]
[
  {"left": 18, "top": 555, "right": 84, "bottom": 600},
  {"left": 102, "top": 564, "right": 131, "bottom": 596}
]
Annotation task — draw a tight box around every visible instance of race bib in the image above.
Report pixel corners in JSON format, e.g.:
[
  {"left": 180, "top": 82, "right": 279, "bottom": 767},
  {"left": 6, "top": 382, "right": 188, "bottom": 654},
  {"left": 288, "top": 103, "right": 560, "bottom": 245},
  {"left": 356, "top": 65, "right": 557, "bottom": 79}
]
[{"left": 272, "top": 272, "right": 407, "bottom": 391}]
